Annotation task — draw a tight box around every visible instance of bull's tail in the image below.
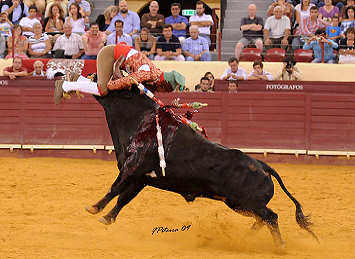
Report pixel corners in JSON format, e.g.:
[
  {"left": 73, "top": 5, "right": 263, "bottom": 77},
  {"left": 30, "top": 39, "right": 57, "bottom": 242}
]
[{"left": 258, "top": 160, "right": 319, "bottom": 243}]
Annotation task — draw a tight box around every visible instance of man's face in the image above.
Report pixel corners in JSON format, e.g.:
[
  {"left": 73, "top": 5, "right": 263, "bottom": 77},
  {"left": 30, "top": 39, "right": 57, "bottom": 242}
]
[
  {"left": 253, "top": 65, "right": 263, "bottom": 75},
  {"left": 75, "top": 0, "right": 81, "bottom": 4},
  {"left": 29, "top": 8, "right": 37, "bottom": 18},
  {"left": 0, "top": 14, "right": 7, "bottom": 22},
  {"left": 163, "top": 27, "right": 172, "bottom": 39},
  {"left": 200, "top": 79, "right": 210, "bottom": 91},
  {"left": 347, "top": 31, "right": 355, "bottom": 40},
  {"left": 228, "top": 82, "right": 238, "bottom": 92},
  {"left": 33, "top": 23, "right": 42, "bottom": 35},
  {"left": 189, "top": 28, "right": 199, "bottom": 39},
  {"left": 248, "top": 4, "right": 256, "bottom": 17},
  {"left": 13, "top": 58, "right": 22, "bottom": 70},
  {"left": 348, "top": 0, "right": 355, "bottom": 6},
  {"left": 196, "top": 4, "right": 204, "bottom": 15},
  {"left": 115, "top": 22, "right": 123, "bottom": 34},
  {"left": 229, "top": 61, "right": 238, "bottom": 73},
  {"left": 90, "top": 24, "right": 99, "bottom": 35},
  {"left": 34, "top": 63, "right": 43, "bottom": 73},
  {"left": 149, "top": 1, "right": 159, "bottom": 14},
  {"left": 274, "top": 8, "right": 282, "bottom": 19},
  {"left": 171, "top": 5, "right": 180, "bottom": 17},
  {"left": 64, "top": 24, "right": 72, "bottom": 36},
  {"left": 119, "top": 1, "right": 128, "bottom": 13},
  {"left": 310, "top": 9, "right": 318, "bottom": 19}
]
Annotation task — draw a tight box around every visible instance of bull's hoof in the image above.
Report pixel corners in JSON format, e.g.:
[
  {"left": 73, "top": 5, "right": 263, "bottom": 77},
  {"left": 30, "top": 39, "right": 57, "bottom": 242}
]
[
  {"left": 85, "top": 205, "right": 100, "bottom": 215},
  {"left": 99, "top": 216, "right": 115, "bottom": 225}
]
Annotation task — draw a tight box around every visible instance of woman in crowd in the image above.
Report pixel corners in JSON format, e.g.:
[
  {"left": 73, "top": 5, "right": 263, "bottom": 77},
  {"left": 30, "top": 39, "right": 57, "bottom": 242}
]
[
  {"left": 295, "top": 0, "right": 315, "bottom": 26},
  {"left": 44, "top": 3, "right": 65, "bottom": 45},
  {"left": 65, "top": 2, "right": 88, "bottom": 35},
  {"left": 45, "top": 0, "right": 68, "bottom": 18},
  {"left": 135, "top": 27, "right": 156, "bottom": 60},
  {"left": 267, "top": 0, "right": 294, "bottom": 22},
  {"left": 204, "top": 71, "right": 215, "bottom": 91},
  {"left": 340, "top": 6, "right": 355, "bottom": 35},
  {"left": 96, "top": 5, "right": 118, "bottom": 33},
  {"left": 338, "top": 27, "right": 355, "bottom": 63},
  {"left": 6, "top": 24, "right": 29, "bottom": 59},
  {"left": 28, "top": 23, "right": 52, "bottom": 58},
  {"left": 318, "top": 0, "right": 340, "bottom": 22}
]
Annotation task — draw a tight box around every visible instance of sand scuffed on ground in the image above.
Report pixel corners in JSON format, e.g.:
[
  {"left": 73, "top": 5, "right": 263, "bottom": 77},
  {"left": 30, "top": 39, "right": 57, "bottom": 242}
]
[{"left": 0, "top": 157, "right": 354, "bottom": 259}]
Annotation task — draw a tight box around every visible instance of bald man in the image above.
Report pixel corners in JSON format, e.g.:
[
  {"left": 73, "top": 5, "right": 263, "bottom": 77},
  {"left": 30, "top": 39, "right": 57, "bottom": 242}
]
[
  {"left": 235, "top": 4, "right": 264, "bottom": 59},
  {"left": 141, "top": 0, "right": 165, "bottom": 36}
]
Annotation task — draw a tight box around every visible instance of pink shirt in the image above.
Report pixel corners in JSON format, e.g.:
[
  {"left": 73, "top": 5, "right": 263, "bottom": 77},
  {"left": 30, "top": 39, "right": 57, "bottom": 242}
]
[{"left": 82, "top": 31, "right": 106, "bottom": 56}]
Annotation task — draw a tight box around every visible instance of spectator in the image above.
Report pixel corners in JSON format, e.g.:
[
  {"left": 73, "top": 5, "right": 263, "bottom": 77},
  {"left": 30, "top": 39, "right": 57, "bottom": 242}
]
[
  {"left": 204, "top": 71, "right": 215, "bottom": 90},
  {"left": 52, "top": 22, "right": 84, "bottom": 58},
  {"left": 30, "top": 60, "right": 45, "bottom": 76},
  {"left": 292, "top": 6, "right": 328, "bottom": 50},
  {"left": 189, "top": 1, "right": 214, "bottom": 46},
  {"left": 3, "top": 57, "right": 28, "bottom": 79},
  {"left": 303, "top": 27, "right": 338, "bottom": 63},
  {"left": 196, "top": 76, "right": 213, "bottom": 92},
  {"left": 155, "top": 24, "right": 184, "bottom": 61},
  {"left": 107, "top": 20, "right": 132, "bottom": 46},
  {"left": 248, "top": 61, "right": 273, "bottom": 80},
  {"left": 44, "top": 3, "right": 65, "bottom": 45},
  {"left": 220, "top": 57, "right": 247, "bottom": 80},
  {"left": 23, "top": 0, "right": 44, "bottom": 14},
  {"left": 319, "top": 0, "right": 340, "bottom": 22},
  {"left": 183, "top": 25, "right": 211, "bottom": 61},
  {"left": 0, "top": 34, "right": 5, "bottom": 57},
  {"left": 95, "top": 5, "right": 118, "bottom": 32},
  {"left": 19, "top": 5, "right": 40, "bottom": 37},
  {"left": 340, "top": 6, "right": 355, "bottom": 35},
  {"left": 326, "top": 15, "right": 341, "bottom": 43},
  {"left": 228, "top": 80, "right": 238, "bottom": 93},
  {"left": 45, "top": 0, "right": 68, "bottom": 18},
  {"left": 235, "top": 4, "right": 264, "bottom": 59},
  {"left": 267, "top": 0, "right": 294, "bottom": 22},
  {"left": 275, "top": 60, "right": 303, "bottom": 80},
  {"left": 165, "top": 2, "right": 188, "bottom": 44},
  {"left": 141, "top": 0, "right": 164, "bottom": 37},
  {"left": 65, "top": 2, "right": 88, "bottom": 35},
  {"left": 0, "top": 12, "right": 12, "bottom": 38},
  {"left": 67, "top": 0, "right": 91, "bottom": 17},
  {"left": 340, "top": 0, "right": 355, "bottom": 18},
  {"left": 82, "top": 22, "right": 106, "bottom": 60},
  {"left": 108, "top": 0, "right": 140, "bottom": 38},
  {"left": 28, "top": 23, "right": 51, "bottom": 58},
  {"left": 338, "top": 27, "right": 355, "bottom": 63},
  {"left": 264, "top": 6, "right": 291, "bottom": 49},
  {"left": 135, "top": 27, "right": 156, "bottom": 60},
  {"left": 6, "top": 24, "right": 28, "bottom": 58},
  {"left": 332, "top": 0, "right": 345, "bottom": 11},
  {"left": 294, "top": 0, "right": 315, "bottom": 26},
  {"left": 1, "top": 0, "right": 29, "bottom": 25}
]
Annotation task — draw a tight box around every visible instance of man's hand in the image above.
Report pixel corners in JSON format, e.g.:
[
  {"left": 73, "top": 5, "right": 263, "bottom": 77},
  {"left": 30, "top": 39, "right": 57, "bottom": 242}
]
[
  {"left": 13, "top": 0, "right": 20, "bottom": 8},
  {"left": 281, "top": 38, "right": 288, "bottom": 45},
  {"left": 265, "top": 38, "right": 272, "bottom": 45},
  {"left": 9, "top": 73, "right": 16, "bottom": 80}
]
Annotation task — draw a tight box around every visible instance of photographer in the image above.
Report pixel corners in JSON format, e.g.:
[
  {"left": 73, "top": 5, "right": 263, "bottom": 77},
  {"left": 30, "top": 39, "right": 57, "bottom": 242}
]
[
  {"left": 303, "top": 28, "right": 338, "bottom": 63},
  {"left": 275, "top": 57, "right": 303, "bottom": 80}
]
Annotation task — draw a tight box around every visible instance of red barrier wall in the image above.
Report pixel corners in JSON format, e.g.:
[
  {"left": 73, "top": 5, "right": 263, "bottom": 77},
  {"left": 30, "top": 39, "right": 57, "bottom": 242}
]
[{"left": 0, "top": 78, "right": 354, "bottom": 152}]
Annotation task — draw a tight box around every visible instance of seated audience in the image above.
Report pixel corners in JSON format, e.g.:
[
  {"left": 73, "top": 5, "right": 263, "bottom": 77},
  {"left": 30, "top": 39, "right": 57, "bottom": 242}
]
[
  {"left": 107, "top": 20, "right": 132, "bottom": 46},
  {"left": 264, "top": 6, "right": 291, "bottom": 49},
  {"left": 220, "top": 57, "right": 247, "bottom": 80},
  {"left": 45, "top": 0, "right": 68, "bottom": 18},
  {"left": 52, "top": 22, "right": 84, "bottom": 58},
  {"left": 189, "top": 1, "right": 214, "bottom": 46},
  {"left": 165, "top": 2, "right": 188, "bottom": 44},
  {"left": 196, "top": 76, "right": 213, "bottom": 92},
  {"left": 65, "top": 2, "right": 88, "bottom": 35},
  {"left": 0, "top": 34, "right": 5, "bottom": 58},
  {"left": 228, "top": 80, "right": 238, "bottom": 93},
  {"left": 155, "top": 24, "right": 184, "bottom": 61},
  {"left": 183, "top": 25, "right": 211, "bottom": 61},
  {"left": 195, "top": 71, "right": 215, "bottom": 91},
  {"left": 82, "top": 22, "right": 106, "bottom": 60},
  {"left": 44, "top": 3, "right": 65, "bottom": 44},
  {"left": 28, "top": 23, "right": 51, "bottom": 58},
  {"left": 338, "top": 27, "right": 355, "bottom": 63},
  {"left": 326, "top": 15, "right": 341, "bottom": 43},
  {"left": 19, "top": 5, "right": 40, "bottom": 37},
  {"left": 318, "top": 0, "right": 340, "bottom": 22},
  {"left": 267, "top": 0, "right": 294, "bottom": 22},
  {"left": 235, "top": 4, "right": 264, "bottom": 59},
  {"left": 30, "top": 60, "right": 45, "bottom": 76},
  {"left": 68, "top": 0, "right": 91, "bottom": 17},
  {"left": 96, "top": 5, "right": 118, "bottom": 32},
  {"left": 275, "top": 58, "right": 303, "bottom": 80},
  {"left": 0, "top": 12, "right": 12, "bottom": 38},
  {"left": 135, "top": 27, "right": 156, "bottom": 60},
  {"left": 248, "top": 61, "right": 273, "bottom": 80},
  {"left": 294, "top": 0, "right": 315, "bottom": 27},
  {"left": 6, "top": 24, "right": 29, "bottom": 59},
  {"left": 140, "top": 0, "right": 164, "bottom": 37},
  {"left": 340, "top": 0, "right": 355, "bottom": 18},
  {"left": 340, "top": 6, "right": 355, "bottom": 36},
  {"left": 1, "top": 0, "right": 29, "bottom": 25},
  {"left": 303, "top": 28, "right": 338, "bottom": 63},
  {"left": 3, "top": 57, "right": 28, "bottom": 79}
]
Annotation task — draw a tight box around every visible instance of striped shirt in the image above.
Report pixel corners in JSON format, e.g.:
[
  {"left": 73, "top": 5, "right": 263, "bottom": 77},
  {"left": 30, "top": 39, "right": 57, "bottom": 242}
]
[
  {"left": 53, "top": 33, "right": 84, "bottom": 56},
  {"left": 296, "top": 17, "right": 328, "bottom": 36},
  {"left": 107, "top": 32, "right": 132, "bottom": 46},
  {"left": 182, "top": 36, "right": 209, "bottom": 55},
  {"left": 28, "top": 33, "right": 49, "bottom": 53}
]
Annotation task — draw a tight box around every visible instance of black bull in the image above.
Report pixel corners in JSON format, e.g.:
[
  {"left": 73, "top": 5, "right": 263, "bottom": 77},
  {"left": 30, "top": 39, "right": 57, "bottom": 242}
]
[{"left": 85, "top": 88, "right": 318, "bottom": 245}]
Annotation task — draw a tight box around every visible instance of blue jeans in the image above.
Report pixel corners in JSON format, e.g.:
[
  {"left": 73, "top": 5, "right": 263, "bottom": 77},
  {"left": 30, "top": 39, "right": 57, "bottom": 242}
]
[
  {"left": 312, "top": 58, "right": 335, "bottom": 63},
  {"left": 185, "top": 52, "right": 211, "bottom": 61},
  {"left": 81, "top": 55, "right": 97, "bottom": 60}
]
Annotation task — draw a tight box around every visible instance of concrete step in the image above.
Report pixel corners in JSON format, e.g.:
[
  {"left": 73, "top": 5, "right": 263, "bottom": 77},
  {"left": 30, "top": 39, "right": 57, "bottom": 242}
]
[{"left": 222, "top": 28, "right": 241, "bottom": 40}]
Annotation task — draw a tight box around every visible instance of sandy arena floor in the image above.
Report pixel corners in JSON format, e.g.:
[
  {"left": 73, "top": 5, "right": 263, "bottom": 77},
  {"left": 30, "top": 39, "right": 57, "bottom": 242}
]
[{"left": 0, "top": 157, "right": 354, "bottom": 259}]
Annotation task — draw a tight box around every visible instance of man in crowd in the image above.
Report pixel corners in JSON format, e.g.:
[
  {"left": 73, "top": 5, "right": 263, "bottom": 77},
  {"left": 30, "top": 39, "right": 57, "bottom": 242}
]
[
  {"left": 183, "top": 25, "right": 211, "bottom": 61},
  {"left": 189, "top": 1, "right": 213, "bottom": 46},
  {"left": 82, "top": 22, "right": 107, "bottom": 60},
  {"left": 247, "top": 61, "right": 273, "bottom": 80},
  {"left": 107, "top": 20, "right": 132, "bottom": 46},
  {"left": 1, "top": 0, "right": 29, "bottom": 25},
  {"left": 0, "top": 12, "right": 12, "bottom": 38},
  {"left": 165, "top": 2, "right": 188, "bottom": 44},
  {"left": 155, "top": 24, "right": 185, "bottom": 61},
  {"left": 53, "top": 23, "right": 84, "bottom": 59},
  {"left": 235, "top": 4, "right": 264, "bottom": 59},
  {"left": 140, "top": 0, "right": 164, "bottom": 37},
  {"left": 19, "top": 5, "right": 40, "bottom": 37},
  {"left": 196, "top": 76, "right": 213, "bottom": 92},
  {"left": 275, "top": 57, "right": 303, "bottom": 80},
  {"left": 264, "top": 6, "right": 291, "bottom": 49},
  {"left": 3, "top": 56, "right": 27, "bottom": 79},
  {"left": 31, "top": 60, "right": 45, "bottom": 76},
  {"left": 220, "top": 57, "right": 247, "bottom": 80}
]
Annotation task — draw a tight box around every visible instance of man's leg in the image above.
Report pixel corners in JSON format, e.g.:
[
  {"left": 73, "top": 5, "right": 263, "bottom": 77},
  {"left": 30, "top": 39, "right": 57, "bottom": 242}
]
[
  {"left": 154, "top": 55, "right": 166, "bottom": 60},
  {"left": 173, "top": 54, "right": 185, "bottom": 61},
  {"left": 185, "top": 56, "right": 194, "bottom": 61},
  {"left": 200, "top": 51, "right": 211, "bottom": 61},
  {"left": 235, "top": 38, "right": 249, "bottom": 59},
  {"left": 312, "top": 58, "right": 321, "bottom": 63}
]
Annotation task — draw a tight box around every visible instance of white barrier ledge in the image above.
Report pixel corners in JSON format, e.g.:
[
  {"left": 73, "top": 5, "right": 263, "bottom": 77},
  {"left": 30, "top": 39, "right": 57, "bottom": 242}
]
[
  {"left": 0, "top": 144, "right": 21, "bottom": 152},
  {"left": 308, "top": 150, "right": 355, "bottom": 159},
  {"left": 22, "top": 145, "right": 105, "bottom": 153},
  {"left": 236, "top": 148, "right": 307, "bottom": 158}
]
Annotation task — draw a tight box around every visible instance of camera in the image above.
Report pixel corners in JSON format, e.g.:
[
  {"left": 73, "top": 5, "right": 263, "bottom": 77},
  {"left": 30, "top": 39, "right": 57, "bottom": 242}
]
[{"left": 285, "top": 62, "right": 293, "bottom": 70}]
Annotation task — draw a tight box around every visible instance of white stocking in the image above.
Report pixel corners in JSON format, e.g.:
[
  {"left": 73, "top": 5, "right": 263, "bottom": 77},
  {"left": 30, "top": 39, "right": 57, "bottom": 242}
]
[{"left": 62, "top": 81, "right": 101, "bottom": 96}]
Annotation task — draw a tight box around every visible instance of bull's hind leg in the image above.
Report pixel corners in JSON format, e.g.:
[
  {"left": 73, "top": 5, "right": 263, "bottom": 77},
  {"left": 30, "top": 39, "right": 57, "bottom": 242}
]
[{"left": 99, "top": 182, "right": 144, "bottom": 225}]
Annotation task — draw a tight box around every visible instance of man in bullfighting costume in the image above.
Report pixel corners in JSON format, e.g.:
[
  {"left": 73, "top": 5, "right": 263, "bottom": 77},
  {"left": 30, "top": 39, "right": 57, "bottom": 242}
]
[{"left": 54, "top": 43, "right": 185, "bottom": 104}]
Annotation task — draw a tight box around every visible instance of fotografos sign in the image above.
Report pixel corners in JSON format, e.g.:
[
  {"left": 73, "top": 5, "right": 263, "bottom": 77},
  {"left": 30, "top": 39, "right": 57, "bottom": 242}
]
[{"left": 266, "top": 84, "right": 304, "bottom": 91}]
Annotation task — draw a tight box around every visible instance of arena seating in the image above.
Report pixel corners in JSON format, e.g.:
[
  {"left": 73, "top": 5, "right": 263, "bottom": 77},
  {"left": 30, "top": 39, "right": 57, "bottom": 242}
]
[
  {"left": 239, "top": 48, "right": 262, "bottom": 62},
  {"left": 264, "top": 48, "right": 286, "bottom": 62}
]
